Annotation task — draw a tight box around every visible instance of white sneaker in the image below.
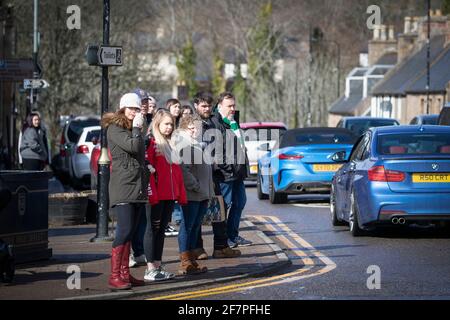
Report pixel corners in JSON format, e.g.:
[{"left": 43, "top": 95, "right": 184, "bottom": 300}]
[
  {"left": 227, "top": 238, "right": 238, "bottom": 248},
  {"left": 129, "top": 254, "right": 137, "bottom": 268},
  {"left": 165, "top": 225, "right": 179, "bottom": 237},
  {"left": 144, "top": 267, "right": 175, "bottom": 282},
  {"left": 129, "top": 254, "right": 147, "bottom": 268}
]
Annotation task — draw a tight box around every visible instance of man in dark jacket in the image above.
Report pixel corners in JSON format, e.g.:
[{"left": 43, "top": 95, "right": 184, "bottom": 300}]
[
  {"left": 193, "top": 92, "right": 242, "bottom": 259},
  {"left": 209, "top": 92, "right": 252, "bottom": 248}
]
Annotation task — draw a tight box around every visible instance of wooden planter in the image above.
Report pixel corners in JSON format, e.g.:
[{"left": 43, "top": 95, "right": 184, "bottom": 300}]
[{"left": 48, "top": 193, "right": 89, "bottom": 226}]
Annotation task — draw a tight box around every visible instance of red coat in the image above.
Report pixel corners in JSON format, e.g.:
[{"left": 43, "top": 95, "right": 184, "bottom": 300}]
[{"left": 146, "top": 138, "right": 187, "bottom": 205}]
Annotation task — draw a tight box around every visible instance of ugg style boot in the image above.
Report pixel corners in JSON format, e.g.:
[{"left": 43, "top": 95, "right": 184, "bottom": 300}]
[
  {"left": 109, "top": 245, "right": 132, "bottom": 290},
  {"left": 192, "top": 247, "right": 208, "bottom": 260},
  {"left": 178, "top": 252, "right": 201, "bottom": 275},
  {"left": 121, "top": 242, "right": 145, "bottom": 287},
  {"left": 189, "top": 251, "right": 208, "bottom": 273}
]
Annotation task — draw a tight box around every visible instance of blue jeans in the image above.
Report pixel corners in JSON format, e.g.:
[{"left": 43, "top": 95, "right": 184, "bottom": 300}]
[
  {"left": 178, "top": 200, "right": 208, "bottom": 252},
  {"left": 220, "top": 179, "right": 247, "bottom": 241},
  {"left": 131, "top": 205, "right": 147, "bottom": 257},
  {"left": 172, "top": 203, "right": 183, "bottom": 223}
]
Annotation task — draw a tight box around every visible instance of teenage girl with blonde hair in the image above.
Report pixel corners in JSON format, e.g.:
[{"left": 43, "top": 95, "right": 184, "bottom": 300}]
[{"left": 143, "top": 109, "right": 187, "bottom": 281}]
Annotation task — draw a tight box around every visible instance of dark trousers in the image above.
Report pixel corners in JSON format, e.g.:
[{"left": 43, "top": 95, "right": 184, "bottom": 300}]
[
  {"left": 112, "top": 203, "right": 143, "bottom": 248},
  {"left": 131, "top": 205, "right": 147, "bottom": 257},
  {"left": 145, "top": 200, "right": 174, "bottom": 262},
  {"left": 178, "top": 200, "right": 208, "bottom": 252},
  {"left": 22, "top": 159, "right": 44, "bottom": 171},
  {"left": 196, "top": 221, "right": 229, "bottom": 250}
]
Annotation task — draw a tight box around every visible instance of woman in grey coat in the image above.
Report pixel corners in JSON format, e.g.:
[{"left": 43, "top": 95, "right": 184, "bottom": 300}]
[
  {"left": 101, "top": 92, "right": 149, "bottom": 290},
  {"left": 20, "top": 113, "right": 48, "bottom": 171},
  {"left": 174, "top": 114, "right": 214, "bottom": 275}
]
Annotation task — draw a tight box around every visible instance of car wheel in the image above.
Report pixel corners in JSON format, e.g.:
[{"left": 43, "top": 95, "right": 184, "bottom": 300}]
[
  {"left": 269, "top": 175, "right": 287, "bottom": 204},
  {"left": 330, "top": 185, "right": 345, "bottom": 226},
  {"left": 257, "top": 169, "right": 269, "bottom": 200},
  {"left": 349, "top": 191, "right": 366, "bottom": 237}
]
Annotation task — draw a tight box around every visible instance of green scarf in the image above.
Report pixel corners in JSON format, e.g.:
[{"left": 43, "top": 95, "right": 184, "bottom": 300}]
[{"left": 223, "top": 116, "right": 245, "bottom": 149}]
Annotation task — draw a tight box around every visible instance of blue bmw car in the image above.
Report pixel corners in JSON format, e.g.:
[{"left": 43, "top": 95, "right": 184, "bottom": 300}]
[
  {"left": 330, "top": 125, "right": 450, "bottom": 236},
  {"left": 257, "top": 128, "right": 357, "bottom": 204}
]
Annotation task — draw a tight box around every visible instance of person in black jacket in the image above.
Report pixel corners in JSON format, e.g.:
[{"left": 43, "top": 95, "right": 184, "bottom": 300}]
[
  {"left": 210, "top": 92, "right": 252, "bottom": 248},
  {"left": 191, "top": 92, "right": 242, "bottom": 260}
]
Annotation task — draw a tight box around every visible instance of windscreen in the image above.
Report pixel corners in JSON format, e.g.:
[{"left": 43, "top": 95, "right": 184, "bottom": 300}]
[
  {"left": 377, "top": 133, "right": 450, "bottom": 155},
  {"left": 67, "top": 119, "right": 100, "bottom": 143},
  {"left": 280, "top": 130, "right": 356, "bottom": 148}
]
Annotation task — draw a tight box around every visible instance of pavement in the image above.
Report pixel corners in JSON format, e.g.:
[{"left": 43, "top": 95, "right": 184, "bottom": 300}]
[{"left": 0, "top": 219, "right": 290, "bottom": 300}]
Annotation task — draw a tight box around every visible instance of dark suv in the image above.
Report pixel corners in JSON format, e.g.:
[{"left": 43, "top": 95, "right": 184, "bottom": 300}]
[
  {"left": 438, "top": 103, "right": 450, "bottom": 126},
  {"left": 337, "top": 116, "right": 399, "bottom": 137}
]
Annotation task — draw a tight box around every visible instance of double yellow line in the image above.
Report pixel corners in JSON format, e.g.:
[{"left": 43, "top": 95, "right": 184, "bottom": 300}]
[{"left": 148, "top": 215, "right": 335, "bottom": 300}]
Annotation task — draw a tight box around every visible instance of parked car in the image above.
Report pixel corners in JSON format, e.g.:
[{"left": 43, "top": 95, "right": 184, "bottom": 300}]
[
  {"left": 257, "top": 127, "right": 357, "bottom": 203},
  {"left": 330, "top": 125, "right": 450, "bottom": 236},
  {"left": 68, "top": 126, "right": 101, "bottom": 188},
  {"left": 89, "top": 142, "right": 112, "bottom": 190},
  {"left": 438, "top": 103, "right": 450, "bottom": 125},
  {"left": 241, "top": 122, "right": 287, "bottom": 181},
  {"left": 409, "top": 114, "right": 439, "bottom": 125},
  {"left": 59, "top": 116, "right": 100, "bottom": 177},
  {"left": 337, "top": 116, "right": 399, "bottom": 137}
]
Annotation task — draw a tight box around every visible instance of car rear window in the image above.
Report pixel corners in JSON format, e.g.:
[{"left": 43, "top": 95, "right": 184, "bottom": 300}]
[
  {"left": 377, "top": 133, "right": 450, "bottom": 155},
  {"left": 346, "top": 119, "right": 398, "bottom": 136},
  {"left": 67, "top": 119, "right": 100, "bottom": 143},
  {"left": 421, "top": 117, "right": 438, "bottom": 125},
  {"left": 280, "top": 131, "right": 356, "bottom": 148},
  {"left": 243, "top": 127, "right": 286, "bottom": 142},
  {"left": 86, "top": 130, "right": 101, "bottom": 143}
]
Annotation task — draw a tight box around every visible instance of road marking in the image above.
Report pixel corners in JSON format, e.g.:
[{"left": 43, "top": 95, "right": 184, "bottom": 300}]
[
  {"left": 291, "top": 203, "right": 330, "bottom": 209},
  {"left": 254, "top": 216, "right": 315, "bottom": 266},
  {"left": 148, "top": 215, "right": 336, "bottom": 300},
  {"left": 267, "top": 216, "right": 336, "bottom": 269}
]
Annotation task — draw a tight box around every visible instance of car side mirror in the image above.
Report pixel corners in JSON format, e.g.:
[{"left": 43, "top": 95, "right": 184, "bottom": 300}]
[
  {"left": 257, "top": 142, "right": 272, "bottom": 152},
  {"left": 331, "top": 151, "right": 347, "bottom": 162}
]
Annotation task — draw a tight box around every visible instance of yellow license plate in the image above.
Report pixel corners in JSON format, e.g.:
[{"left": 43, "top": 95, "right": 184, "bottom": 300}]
[
  {"left": 412, "top": 173, "right": 450, "bottom": 183},
  {"left": 250, "top": 165, "right": 258, "bottom": 174},
  {"left": 313, "top": 164, "right": 343, "bottom": 172}
]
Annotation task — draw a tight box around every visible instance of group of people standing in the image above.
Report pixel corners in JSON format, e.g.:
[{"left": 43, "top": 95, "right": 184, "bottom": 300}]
[{"left": 104, "top": 89, "right": 251, "bottom": 290}]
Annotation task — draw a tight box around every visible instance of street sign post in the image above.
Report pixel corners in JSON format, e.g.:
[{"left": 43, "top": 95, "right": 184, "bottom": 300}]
[
  {"left": 23, "top": 79, "right": 49, "bottom": 90},
  {"left": 97, "top": 46, "right": 122, "bottom": 66}
]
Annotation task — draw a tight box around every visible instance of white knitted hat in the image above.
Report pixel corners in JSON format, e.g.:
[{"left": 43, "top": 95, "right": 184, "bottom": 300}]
[{"left": 119, "top": 93, "right": 141, "bottom": 110}]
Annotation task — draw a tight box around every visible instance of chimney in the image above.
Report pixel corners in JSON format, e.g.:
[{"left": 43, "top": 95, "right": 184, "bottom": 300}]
[
  {"left": 368, "top": 24, "right": 397, "bottom": 65},
  {"left": 388, "top": 25, "right": 395, "bottom": 41},
  {"left": 380, "top": 25, "right": 387, "bottom": 41},
  {"left": 397, "top": 16, "right": 419, "bottom": 62},
  {"left": 417, "top": 12, "right": 448, "bottom": 45},
  {"left": 373, "top": 25, "right": 380, "bottom": 40},
  {"left": 404, "top": 17, "right": 411, "bottom": 34},
  {"left": 412, "top": 17, "right": 419, "bottom": 32}
]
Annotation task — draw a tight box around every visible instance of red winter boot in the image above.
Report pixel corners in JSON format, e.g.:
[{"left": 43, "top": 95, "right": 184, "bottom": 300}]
[
  {"left": 121, "top": 242, "right": 145, "bottom": 287},
  {"left": 109, "top": 245, "right": 132, "bottom": 290}
]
